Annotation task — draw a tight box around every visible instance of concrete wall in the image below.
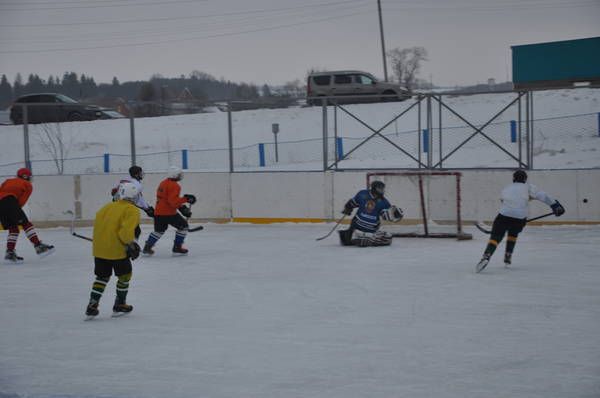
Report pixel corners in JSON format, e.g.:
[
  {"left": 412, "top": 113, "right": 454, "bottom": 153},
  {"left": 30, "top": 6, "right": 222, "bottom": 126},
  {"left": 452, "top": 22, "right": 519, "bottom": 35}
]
[{"left": 19, "top": 170, "right": 600, "bottom": 225}]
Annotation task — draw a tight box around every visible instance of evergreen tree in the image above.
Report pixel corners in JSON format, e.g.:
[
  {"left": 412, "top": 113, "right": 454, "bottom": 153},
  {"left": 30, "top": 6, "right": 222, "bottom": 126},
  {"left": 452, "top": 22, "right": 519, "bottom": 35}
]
[
  {"left": 13, "top": 73, "right": 24, "bottom": 97},
  {"left": 0, "top": 74, "right": 13, "bottom": 107}
]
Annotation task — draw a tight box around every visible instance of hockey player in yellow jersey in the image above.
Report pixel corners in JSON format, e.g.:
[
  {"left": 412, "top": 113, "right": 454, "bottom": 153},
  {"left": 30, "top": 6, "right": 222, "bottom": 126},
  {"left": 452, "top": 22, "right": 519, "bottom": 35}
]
[{"left": 85, "top": 182, "right": 141, "bottom": 319}]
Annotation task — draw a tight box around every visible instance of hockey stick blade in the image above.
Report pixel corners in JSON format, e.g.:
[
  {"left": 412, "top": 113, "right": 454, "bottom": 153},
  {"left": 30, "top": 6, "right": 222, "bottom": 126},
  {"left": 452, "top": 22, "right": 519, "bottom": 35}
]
[
  {"left": 475, "top": 212, "right": 556, "bottom": 235},
  {"left": 188, "top": 225, "right": 204, "bottom": 232},
  {"left": 475, "top": 222, "right": 491, "bottom": 234},
  {"left": 65, "top": 209, "right": 93, "bottom": 241},
  {"left": 316, "top": 215, "right": 346, "bottom": 241},
  {"left": 73, "top": 232, "right": 93, "bottom": 242}
]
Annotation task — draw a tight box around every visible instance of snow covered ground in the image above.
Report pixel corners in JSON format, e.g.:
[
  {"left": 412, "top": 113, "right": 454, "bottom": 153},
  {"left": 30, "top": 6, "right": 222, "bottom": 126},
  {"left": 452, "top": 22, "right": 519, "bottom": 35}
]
[
  {"left": 1, "top": 223, "right": 599, "bottom": 398},
  {"left": 0, "top": 88, "right": 598, "bottom": 175}
]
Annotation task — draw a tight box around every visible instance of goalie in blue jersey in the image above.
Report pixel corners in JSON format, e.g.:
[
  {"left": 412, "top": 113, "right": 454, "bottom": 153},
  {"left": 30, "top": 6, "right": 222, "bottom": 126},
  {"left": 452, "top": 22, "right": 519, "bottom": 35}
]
[{"left": 338, "top": 180, "right": 403, "bottom": 247}]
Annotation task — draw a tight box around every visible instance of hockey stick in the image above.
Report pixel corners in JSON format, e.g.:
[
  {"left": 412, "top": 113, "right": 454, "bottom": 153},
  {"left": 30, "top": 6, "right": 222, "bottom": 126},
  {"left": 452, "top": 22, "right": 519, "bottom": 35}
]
[
  {"left": 180, "top": 202, "right": 204, "bottom": 232},
  {"left": 64, "top": 210, "right": 93, "bottom": 242},
  {"left": 475, "top": 212, "right": 555, "bottom": 234},
  {"left": 316, "top": 215, "right": 346, "bottom": 241}
]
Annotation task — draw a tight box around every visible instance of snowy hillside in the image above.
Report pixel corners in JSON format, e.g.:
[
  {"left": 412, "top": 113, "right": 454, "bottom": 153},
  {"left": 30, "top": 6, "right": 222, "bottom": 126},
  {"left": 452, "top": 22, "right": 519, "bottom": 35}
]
[{"left": 0, "top": 88, "right": 598, "bottom": 175}]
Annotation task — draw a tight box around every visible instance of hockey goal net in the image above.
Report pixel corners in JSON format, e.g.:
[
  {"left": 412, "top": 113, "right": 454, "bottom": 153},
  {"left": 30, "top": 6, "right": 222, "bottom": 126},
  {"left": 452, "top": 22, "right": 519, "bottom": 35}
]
[{"left": 367, "top": 171, "right": 472, "bottom": 240}]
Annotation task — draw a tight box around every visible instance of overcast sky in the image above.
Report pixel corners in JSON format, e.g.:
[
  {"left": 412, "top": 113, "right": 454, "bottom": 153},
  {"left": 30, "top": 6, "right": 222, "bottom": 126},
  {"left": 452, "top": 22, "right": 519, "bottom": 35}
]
[{"left": 0, "top": 0, "right": 599, "bottom": 87}]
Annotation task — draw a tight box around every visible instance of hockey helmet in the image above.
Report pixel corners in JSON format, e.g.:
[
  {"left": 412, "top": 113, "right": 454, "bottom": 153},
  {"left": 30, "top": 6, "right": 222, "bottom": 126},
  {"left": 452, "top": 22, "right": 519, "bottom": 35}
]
[
  {"left": 17, "top": 167, "right": 32, "bottom": 181},
  {"left": 118, "top": 182, "right": 140, "bottom": 202},
  {"left": 167, "top": 165, "right": 183, "bottom": 181},
  {"left": 513, "top": 169, "right": 527, "bottom": 183},
  {"left": 370, "top": 180, "right": 385, "bottom": 197},
  {"left": 129, "top": 165, "right": 144, "bottom": 181}
]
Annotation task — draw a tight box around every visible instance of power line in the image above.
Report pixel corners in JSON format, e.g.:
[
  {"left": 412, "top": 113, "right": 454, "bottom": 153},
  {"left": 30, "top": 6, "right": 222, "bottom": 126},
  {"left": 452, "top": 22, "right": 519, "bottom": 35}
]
[
  {"left": 383, "top": 0, "right": 599, "bottom": 11},
  {"left": 0, "top": 0, "right": 209, "bottom": 12},
  {"left": 0, "top": 9, "right": 372, "bottom": 53},
  {"left": 1, "top": 0, "right": 368, "bottom": 26},
  {"left": 1, "top": 4, "right": 372, "bottom": 43}
]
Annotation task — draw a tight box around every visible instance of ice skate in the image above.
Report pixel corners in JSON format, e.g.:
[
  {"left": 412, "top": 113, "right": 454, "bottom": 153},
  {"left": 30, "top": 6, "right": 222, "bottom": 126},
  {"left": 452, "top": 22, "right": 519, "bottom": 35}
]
[
  {"left": 85, "top": 302, "right": 99, "bottom": 320},
  {"left": 112, "top": 300, "right": 133, "bottom": 317},
  {"left": 504, "top": 252, "right": 512, "bottom": 267},
  {"left": 476, "top": 254, "right": 490, "bottom": 273},
  {"left": 172, "top": 244, "right": 188, "bottom": 256},
  {"left": 4, "top": 250, "right": 24, "bottom": 264},
  {"left": 35, "top": 242, "right": 55, "bottom": 258},
  {"left": 142, "top": 243, "right": 154, "bottom": 256}
]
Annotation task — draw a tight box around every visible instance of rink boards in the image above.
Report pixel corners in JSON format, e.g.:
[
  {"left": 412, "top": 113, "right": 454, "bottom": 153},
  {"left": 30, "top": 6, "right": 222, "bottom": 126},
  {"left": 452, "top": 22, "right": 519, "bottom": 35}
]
[{"left": 11, "top": 169, "right": 600, "bottom": 226}]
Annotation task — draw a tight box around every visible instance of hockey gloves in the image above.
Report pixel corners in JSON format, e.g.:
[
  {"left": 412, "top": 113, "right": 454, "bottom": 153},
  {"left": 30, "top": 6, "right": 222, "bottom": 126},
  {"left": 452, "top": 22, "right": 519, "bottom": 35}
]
[
  {"left": 144, "top": 206, "right": 155, "bottom": 218},
  {"left": 178, "top": 205, "right": 192, "bottom": 218},
  {"left": 184, "top": 194, "right": 197, "bottom": 205},
  {"left": 551, "top": 201, "right": 565, "bottom": 217},
  {"left": 126, "top": 241, "right": 141, "bottom": 260}
]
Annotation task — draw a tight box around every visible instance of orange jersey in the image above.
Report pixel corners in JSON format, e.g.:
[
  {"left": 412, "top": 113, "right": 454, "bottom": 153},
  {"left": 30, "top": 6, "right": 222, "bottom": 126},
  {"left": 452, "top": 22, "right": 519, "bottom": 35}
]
[
  {"left": 155, "top": 178, "right": 187, "bottom": 216},
  {"left": 0, "top": 177, "right": 33, "bottom": 207}
]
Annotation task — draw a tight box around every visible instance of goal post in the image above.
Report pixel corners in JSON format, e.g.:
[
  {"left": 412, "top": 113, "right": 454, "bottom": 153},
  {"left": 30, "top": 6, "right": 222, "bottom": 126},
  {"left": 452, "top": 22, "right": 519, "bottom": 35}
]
[{"left": 366, "top": 171, "right": 473, "bottom": 240}]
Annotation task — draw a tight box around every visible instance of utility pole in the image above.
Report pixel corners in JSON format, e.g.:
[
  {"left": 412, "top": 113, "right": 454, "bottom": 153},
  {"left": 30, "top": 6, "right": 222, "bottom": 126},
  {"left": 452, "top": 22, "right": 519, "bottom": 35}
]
[{"left": 377, "top": 0, "right": 388, "bottom": 82}]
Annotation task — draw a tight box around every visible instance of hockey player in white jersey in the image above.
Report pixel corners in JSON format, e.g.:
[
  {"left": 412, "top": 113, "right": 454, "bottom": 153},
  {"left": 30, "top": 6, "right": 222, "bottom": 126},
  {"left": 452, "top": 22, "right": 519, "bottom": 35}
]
[
  {"left": 476, "top": 170, "right": 565, "bottom": 273},
  {"left": 112, "top": 166, "right": 154, "bottom": 218}
]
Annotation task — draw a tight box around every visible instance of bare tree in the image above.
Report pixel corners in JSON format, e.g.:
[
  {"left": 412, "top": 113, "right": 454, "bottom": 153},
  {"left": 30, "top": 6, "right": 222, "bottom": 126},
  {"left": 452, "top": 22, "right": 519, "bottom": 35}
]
[
  {"left": 387, "top": 46, "right": 428, "bottom": 91},
  {"left": 35, "top": 123, "right": 73, "bottom": 174}
]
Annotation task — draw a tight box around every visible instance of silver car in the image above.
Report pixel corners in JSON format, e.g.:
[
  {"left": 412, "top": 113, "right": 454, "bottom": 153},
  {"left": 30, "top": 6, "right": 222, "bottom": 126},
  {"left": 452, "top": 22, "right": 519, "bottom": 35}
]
[{"left": 306, "top": 70, "right": 410, "bottom": 105}]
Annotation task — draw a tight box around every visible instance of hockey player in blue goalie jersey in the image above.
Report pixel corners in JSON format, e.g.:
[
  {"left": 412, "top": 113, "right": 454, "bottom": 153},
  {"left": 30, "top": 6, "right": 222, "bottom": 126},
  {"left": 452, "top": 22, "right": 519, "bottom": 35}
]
[{"left": 338, "top": 180, "right": 403, "bottom": 247}]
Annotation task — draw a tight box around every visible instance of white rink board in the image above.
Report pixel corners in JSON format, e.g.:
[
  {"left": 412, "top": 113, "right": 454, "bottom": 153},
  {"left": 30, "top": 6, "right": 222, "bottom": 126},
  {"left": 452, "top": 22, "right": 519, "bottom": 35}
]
[{"left": 18, "top": 169, "right": 600, "bottom": 224}]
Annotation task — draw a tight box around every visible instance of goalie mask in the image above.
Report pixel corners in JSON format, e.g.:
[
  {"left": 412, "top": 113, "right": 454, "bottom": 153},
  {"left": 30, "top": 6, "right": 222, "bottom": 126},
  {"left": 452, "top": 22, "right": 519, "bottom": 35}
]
[{"left": 370, "top": 180, "right": 385, "bottom": 198}]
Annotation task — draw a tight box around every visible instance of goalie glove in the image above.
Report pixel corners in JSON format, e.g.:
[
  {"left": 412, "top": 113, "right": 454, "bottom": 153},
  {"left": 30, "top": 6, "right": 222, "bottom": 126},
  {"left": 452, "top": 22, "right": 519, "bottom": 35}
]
[{"left": 381, "top": 206, "right": 403, "bottom": 222}]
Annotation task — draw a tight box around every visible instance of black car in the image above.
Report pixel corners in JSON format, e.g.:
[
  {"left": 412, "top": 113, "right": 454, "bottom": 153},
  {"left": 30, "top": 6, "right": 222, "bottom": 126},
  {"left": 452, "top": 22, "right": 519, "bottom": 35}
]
[{"left": 9, "top": 93, "right": 122, "bottom": 124}]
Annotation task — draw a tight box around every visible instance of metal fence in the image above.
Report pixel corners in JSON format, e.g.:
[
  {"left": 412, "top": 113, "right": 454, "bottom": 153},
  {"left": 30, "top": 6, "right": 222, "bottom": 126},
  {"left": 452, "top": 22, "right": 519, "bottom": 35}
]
[{"left": 1, "top": 87, "right": 598, "bottom": 176}]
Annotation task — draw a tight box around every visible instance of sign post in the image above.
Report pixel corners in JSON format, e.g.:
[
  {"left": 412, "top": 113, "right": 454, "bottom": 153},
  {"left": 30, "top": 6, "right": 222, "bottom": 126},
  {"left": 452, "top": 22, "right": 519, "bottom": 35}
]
[{"left": 272, "top": 123, "right": 279, "bottom": 163}]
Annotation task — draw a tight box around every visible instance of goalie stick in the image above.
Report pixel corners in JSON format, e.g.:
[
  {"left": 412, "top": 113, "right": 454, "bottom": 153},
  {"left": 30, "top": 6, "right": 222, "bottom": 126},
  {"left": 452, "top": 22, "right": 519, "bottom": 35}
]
[
  {"left": 64, "top": 210, "right": 93, "bottom": 242},
  {"left": 316, "top": 215, "right": 346, "bottom": 241},
  {"left": 475, "top": 212, "right": 554, "bottom": 234}
]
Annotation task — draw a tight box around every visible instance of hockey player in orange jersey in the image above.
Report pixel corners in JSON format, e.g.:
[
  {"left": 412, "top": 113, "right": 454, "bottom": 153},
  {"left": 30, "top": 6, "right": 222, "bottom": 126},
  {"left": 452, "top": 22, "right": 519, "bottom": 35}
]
[
  {"left": 0, "top": 168, "right": 54, "bottom": 263},
  {"left": 142, "top": 166, "right": 196, "bottom": 256}
]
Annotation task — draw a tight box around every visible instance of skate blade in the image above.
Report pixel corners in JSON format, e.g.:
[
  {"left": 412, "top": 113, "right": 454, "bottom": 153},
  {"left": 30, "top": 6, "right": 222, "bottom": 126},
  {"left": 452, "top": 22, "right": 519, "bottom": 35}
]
[
  {"left": 475, "top": 260, "right": 489, "bottom": 273},
  {"left": 3, "top": 259, "right": 24, "bottom": 265},
  {"left": 111, "top": 311, "right": 130, "bottom": 318},
  {"left": 84, "top": 315, "right": 97, "bottom": 321},
  {"left": 171, "top": 252, "right": 188, "bottom": 257},
  {"left": 141, "top": 252, "right": 153, "bottom": 257},
  {"left": 37, "top": 248, "right": 56, "bottom": 258}
]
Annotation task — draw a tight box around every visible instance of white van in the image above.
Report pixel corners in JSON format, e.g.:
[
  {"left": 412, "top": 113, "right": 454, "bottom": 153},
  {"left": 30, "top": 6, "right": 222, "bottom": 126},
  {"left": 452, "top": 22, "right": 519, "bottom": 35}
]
[{"left": 306, "top": 70, "right": 410, "bottom": 105}]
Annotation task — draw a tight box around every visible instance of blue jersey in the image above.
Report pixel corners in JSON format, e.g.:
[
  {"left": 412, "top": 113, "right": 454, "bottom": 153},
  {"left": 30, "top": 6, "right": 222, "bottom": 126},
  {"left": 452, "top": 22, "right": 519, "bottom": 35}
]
[{"left": 349, "top": 189, "right": 391, "bottom": 232}]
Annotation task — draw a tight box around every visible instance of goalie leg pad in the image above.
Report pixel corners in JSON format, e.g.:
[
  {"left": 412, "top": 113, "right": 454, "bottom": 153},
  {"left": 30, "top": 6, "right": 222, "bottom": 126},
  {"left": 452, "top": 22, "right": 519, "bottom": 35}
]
[
  {"left": 338, "top": 229, "right": 354, "bottom": 246},
  {"left": 351, "top": 230, "right": 392, "bottom": 247}
]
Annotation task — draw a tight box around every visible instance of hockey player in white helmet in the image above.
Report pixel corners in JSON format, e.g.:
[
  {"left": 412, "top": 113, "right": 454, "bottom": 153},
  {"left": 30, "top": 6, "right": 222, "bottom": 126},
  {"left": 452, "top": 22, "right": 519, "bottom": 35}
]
[
  {"left": 142, "top": 166, "right": 196, "bottom": 256},
  {"left": 85, "top": 181, "right": 141, "bottom": 319},
  {"left": 476, "top": 170, "right": 565, "bottom": 273}
]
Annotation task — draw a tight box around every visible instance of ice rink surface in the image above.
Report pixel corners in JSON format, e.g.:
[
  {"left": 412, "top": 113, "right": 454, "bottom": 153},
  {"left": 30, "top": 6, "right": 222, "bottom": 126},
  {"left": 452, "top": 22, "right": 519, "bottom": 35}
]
[{"left": 1, "top": 223, "right": 599, "bottom": 398}]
